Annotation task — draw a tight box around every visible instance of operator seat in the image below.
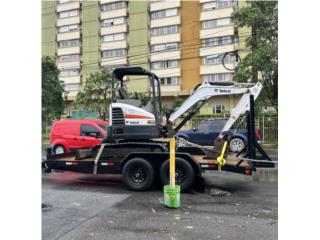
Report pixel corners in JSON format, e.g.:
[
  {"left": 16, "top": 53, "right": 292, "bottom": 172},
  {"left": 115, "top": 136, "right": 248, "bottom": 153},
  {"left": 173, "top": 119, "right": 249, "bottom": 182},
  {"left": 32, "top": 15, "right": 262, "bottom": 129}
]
[
  {"left": 142, "top": 100, "right": 153, "bottom": 113},
  {"left": 116, "top": 87, "right": 142, "bottom": 108},
  {"left": 118, "top": 87, "right": 130, "bottom": 99}
]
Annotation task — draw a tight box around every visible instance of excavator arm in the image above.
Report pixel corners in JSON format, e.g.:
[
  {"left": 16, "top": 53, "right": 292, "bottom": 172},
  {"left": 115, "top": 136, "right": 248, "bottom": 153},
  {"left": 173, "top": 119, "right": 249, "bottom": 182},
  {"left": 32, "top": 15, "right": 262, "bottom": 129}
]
[{"left": 168, "top": 81, "right": 263, "bottom": 136}]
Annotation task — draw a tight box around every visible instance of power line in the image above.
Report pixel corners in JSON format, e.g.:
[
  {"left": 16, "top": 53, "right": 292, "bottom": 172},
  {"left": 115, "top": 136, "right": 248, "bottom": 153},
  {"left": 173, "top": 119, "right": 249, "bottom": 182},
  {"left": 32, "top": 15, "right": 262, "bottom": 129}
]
[
  {"left": 54, "top": 27, "right": 251, "bottom": 69},
  {"left": 56, "top": 33, "right": 252, "bottom": 70}
]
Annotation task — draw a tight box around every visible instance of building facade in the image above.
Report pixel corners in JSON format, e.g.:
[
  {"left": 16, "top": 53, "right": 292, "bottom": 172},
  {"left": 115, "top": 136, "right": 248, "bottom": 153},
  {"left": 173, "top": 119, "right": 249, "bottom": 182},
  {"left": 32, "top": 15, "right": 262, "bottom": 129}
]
[{"left": 42, "top": 0, "right": 245, "bottom": 116}]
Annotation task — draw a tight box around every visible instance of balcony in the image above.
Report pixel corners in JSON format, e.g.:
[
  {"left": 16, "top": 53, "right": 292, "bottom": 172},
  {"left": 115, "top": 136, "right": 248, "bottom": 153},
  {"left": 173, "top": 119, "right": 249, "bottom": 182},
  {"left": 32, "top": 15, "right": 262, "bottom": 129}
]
[
  {"left": 161, "top": 85, "right": 181, "bottom": 96},
  {"left": 199, "top": 43, "right": 238, "bottom": 57},
  {"left": 150, "top": 33, "right": 180, "bottom": 45},
  {"left": 57, "top": 60, "right": 81, "bottom": 70},
  {"left": 150, "top": 50, "right": 180, "bottom": 62},
  {"left": 100, "top": 0, "right": 121, "bottom": 4},
  {"left": 199, "top": 0, "right": 214, "bottom": 3},
  {"left": 151, "top": 67, "right": 181, "bottom": 77},
  {"left": 56, "top": 1, "right": 80, "bottom": 12},
  {"left": 57, "top": 46, "right": 81, "bottom": 56},
  {"left": 57, "top": 31, "right": 81, "bottom": 41},
  {"left": 100, "top": 24, "right": 128, "bottom": 35},
  {"left": 59, "top": 75, "right": 81, "bottom": 84},
  {"left": 101, "top": 40, "right": 128, "bottom": 51},
  {"left": 100, "top": 8, "right": 127, "bottom": 20},
  {"left": 200, "top": 7, "right": 233, "bottom": 21},
  {"left": 200, "top": 26, "right": 235, "bottom": 39},
  {"left": 150, "top": 0, "right": 181, "bottom": 12},
  {"left": 200, "top": 63, "right": 237, "bottom": 75},
  {"left": 150, "top": 16, "right": 180, "bottom": 28},
  {"left": 57, "top": 16, "right": 80, "bottom": 27},
  {"left": 101, "top": 57, "right": 128, "bottom": 66},
  {"left": 66, "top": 90, "right": 79, "bottom": 101}
]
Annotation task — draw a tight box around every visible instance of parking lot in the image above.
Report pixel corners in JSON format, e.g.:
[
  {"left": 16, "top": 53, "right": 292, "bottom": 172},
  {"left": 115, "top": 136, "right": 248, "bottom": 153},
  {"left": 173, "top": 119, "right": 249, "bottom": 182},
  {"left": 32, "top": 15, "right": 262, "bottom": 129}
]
[{"left": 42, "top": 169, "right": 277, "bottom": 240}]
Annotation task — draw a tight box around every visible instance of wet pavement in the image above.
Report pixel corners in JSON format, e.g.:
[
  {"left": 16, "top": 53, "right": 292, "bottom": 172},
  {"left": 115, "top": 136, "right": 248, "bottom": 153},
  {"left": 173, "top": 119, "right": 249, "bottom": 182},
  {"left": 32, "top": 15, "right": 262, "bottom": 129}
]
[{"left": 42, "top": 171, "right": 277, "bottom": 240}]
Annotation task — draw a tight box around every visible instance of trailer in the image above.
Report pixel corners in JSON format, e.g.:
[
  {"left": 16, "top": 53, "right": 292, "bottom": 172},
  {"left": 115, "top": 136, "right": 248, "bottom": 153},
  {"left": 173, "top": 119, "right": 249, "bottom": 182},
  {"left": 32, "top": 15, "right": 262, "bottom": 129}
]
[{"left": 43, "top": 67, "right": 275, "bottom": 192}]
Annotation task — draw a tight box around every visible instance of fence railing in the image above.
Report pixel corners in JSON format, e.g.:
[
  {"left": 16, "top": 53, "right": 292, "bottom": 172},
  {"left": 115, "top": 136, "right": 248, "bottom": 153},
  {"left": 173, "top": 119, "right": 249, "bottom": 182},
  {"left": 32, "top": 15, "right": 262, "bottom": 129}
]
[
  {"left": 179, "top": 114, "right": 278, "bottom": 144},
  {"left": 42, "top": 114, "right": 278, "bottom": 145}
]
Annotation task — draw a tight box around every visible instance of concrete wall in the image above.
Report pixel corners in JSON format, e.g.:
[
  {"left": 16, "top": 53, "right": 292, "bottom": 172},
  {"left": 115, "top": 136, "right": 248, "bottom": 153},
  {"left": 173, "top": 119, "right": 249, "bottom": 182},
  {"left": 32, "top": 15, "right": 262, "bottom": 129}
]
[
  {"left": 82, "top": 1, "right": 100, "bottom": 82},
  {"left": 128, "top": 0, "right": 149, "bottom": 93},
  {"left": 180, "top": 0, "right": 202, "bottom": 92},
  {"left": 42, "top": 0, "right": 56, "bottom": 56}
]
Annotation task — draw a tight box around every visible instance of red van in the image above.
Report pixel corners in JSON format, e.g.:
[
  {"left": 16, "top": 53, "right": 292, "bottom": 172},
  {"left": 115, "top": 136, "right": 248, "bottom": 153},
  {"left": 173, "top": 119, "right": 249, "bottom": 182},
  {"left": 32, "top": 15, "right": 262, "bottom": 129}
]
[{"left": 50, "top": 120, "right": 108, "bottom": 154}]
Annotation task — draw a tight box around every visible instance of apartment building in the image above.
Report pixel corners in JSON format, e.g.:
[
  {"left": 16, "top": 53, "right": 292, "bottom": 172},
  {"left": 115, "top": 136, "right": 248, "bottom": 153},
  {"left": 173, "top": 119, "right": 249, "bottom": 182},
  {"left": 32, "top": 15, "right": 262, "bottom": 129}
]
[{"left": 42, "top": 0, "right": 245, "bottom": 116}]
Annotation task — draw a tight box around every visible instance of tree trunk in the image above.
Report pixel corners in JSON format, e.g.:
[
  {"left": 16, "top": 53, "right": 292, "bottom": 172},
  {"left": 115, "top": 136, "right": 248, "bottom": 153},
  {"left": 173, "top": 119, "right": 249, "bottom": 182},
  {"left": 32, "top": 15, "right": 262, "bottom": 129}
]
[{"left": 251, "top": 25, "right": 258, "bottom": 83}]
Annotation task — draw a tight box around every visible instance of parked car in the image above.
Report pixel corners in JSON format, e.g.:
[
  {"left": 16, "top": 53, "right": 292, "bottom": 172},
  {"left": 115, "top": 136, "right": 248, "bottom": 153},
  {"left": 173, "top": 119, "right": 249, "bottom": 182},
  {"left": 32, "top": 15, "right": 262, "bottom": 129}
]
[
  {"left": 175, "top": 119, "right": 262, "bottom": 153},
  {"left": 50, "top": 119, "right": 108, "bottom": 154}
]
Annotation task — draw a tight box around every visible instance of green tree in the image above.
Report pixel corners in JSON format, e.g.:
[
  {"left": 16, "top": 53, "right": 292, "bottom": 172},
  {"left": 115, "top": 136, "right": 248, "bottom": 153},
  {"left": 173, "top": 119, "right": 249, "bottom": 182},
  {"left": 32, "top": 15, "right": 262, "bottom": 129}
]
[
  {"left": 233, "top": 1, "right": 278, "bottom": 111},
  {"left": 42, "top": 56, "right": 65, "bottom": 130},
  {"left": 162, "top": 96, "right": 185, "bottom": 118},
  {"left": 74, "top": 70, "right": 112, "bottom": 120}
]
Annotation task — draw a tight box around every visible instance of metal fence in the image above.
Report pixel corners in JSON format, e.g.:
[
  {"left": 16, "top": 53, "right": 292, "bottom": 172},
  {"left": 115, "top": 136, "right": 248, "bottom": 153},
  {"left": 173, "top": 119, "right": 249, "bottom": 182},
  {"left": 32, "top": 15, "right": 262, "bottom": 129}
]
[
  {"left": 42, "top": 114, "right": 278, "bottom": 145},
  {"left": 180, "top": 114, "right": 278, "bottom": 144}
]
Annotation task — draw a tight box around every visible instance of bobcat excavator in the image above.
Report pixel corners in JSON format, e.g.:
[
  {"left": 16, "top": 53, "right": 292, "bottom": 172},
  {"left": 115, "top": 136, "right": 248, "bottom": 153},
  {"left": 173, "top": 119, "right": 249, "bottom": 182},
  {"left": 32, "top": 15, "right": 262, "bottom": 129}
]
[{"left": 44, "top": 67, "right": 273, "bottom": 192}]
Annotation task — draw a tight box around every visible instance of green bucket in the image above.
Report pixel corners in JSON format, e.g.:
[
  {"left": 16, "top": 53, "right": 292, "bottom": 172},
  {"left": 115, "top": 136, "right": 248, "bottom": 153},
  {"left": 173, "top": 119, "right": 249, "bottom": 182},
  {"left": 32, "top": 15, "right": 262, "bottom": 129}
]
[{"left": 163, "top": 185, "right": 180, "bottom": 208}]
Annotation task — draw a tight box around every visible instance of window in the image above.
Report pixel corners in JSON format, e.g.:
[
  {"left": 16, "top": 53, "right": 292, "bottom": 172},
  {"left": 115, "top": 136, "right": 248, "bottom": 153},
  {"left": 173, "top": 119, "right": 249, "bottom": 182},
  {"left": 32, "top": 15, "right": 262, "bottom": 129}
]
[
  {"left": 152, "top": 25, "right": 178, "bottom": 36},
  {"left": 218, "top": 0, "right": 229, "bottom": 8},
  {"left": 102, "top": 33, "right": 126, "bottom": 42},
  {"left": 59, "top": 10, "right": 78, "bottom": 18},
  {"left": 204, "top": 54, "right": 236, "bottom": 64},
  {"left": 58, "top": 24, "right": 78, "bottom": 33},
  {"left": 197, "top": 122, "right": 210, "bottom": 132},
  {"left": 211, "top": 120, "right": 227, "bottom": 131},
  {"left": 98, "top": 124, "right": 107, "bottom": 132},
  {"left": 59, "top": 39, "right": 80, "bottom": 48},
  {"left": 64, "top": 83, "right": 80, "bottom": 91},
  {"left": 80, "top": 124, "right": 103, "bottom": 138},
  {"left": 101, "top": 17, "right": 126, "bottom": 27},
  {"left": 160, "top": 77, "right": 178, "bottom": 85},
  {"left": 102, "top": 1, "right": 127, "bottom": 11},
  {"left": 204, "top": 36, "right": 236, "bottom": 47},
  {"left": 58, "top": 0, "right": 71, "bottom": 4},
  {"left": 151, "top": 60, "right": 178, "bottom": 69},
  {"left": 203, "top": 1, "right": 237, "bottom": 10},
  {"left": 59, "top": 54, "right": 80, "bottom": 62},
  {"left": 151, "top": 8, "right": 178, "bottom": 19},
  {"left": 59, "top": 69, "right": 80, "bottom": 77},
  {"left": 203, "top": 73, "right": 233, "bottom": 82},
  {"left": 203, "top": 2, "right": 217, "bottom": 11},
  {"left": 102, "top": 49, "right": 127, "bottom": 58},
  {"left": 213, "top": 104, "right": 225, "bottom": 114},
  {"left": 203, "top": 18, "right": 231, "bottom": 29},
  {"left": 151, "top": 42, "right": 178, "bottom": 52}
]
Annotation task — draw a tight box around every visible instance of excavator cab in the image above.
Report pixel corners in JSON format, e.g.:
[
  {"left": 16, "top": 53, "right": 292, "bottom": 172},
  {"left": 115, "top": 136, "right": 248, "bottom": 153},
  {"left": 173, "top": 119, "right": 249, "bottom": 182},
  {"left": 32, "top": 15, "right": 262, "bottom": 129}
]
[{"left": 107, "top": 67, "right": 162, "bottom": 140}]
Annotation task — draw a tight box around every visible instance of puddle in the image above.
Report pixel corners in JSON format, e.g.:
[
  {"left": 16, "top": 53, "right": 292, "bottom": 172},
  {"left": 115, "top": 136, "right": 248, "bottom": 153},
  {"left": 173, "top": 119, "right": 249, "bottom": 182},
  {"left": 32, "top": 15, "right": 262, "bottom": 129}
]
[{"left": 42, "top": 203, "right": 52, "bottom": 211}]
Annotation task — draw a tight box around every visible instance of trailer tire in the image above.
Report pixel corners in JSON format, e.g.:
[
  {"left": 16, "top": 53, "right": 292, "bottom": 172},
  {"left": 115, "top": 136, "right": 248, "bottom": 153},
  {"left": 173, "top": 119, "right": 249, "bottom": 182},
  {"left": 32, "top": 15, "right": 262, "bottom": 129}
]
[
  {"left": 160, "top": 157, "right": 195, "bottom": 192},
  {"left": 122, "top": 158, "right": 154, "bottom": 191}
]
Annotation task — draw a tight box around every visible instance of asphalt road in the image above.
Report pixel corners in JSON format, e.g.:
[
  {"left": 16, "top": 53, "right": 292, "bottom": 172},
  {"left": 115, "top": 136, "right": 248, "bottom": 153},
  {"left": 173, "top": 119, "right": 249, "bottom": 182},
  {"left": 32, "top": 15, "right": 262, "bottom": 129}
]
[{"left": 42, "top": 172, "right": 277, "bottom": 240}]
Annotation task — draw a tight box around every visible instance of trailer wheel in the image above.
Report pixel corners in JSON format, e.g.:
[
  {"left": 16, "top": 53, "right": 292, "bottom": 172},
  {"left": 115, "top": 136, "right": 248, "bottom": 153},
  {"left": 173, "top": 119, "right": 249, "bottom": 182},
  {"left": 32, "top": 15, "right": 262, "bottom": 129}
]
[
  {"left": 122, "top": 158, "right": 154, "bottom": 191},
  {"left": 160, "top": 157, "right": 195, "bottom": 192}
]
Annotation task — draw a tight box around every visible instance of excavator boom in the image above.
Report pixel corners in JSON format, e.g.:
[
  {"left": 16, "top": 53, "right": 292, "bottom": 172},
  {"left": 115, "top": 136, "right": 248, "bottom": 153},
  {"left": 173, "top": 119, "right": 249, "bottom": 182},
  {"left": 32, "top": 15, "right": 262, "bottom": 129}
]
[{"left": 168, "top": 81, "right": 263, "bottom": 136}]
